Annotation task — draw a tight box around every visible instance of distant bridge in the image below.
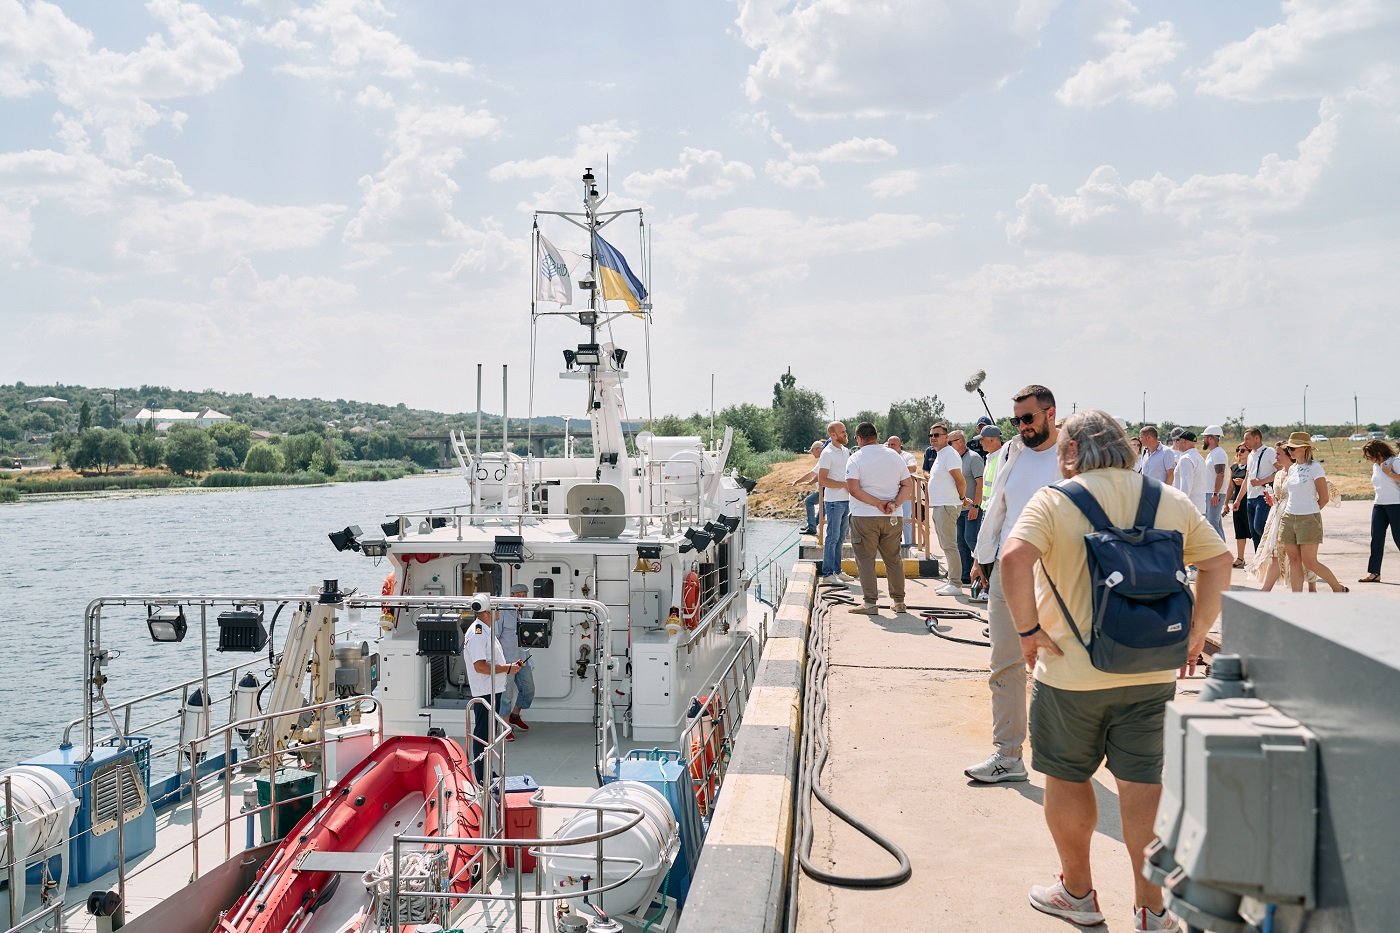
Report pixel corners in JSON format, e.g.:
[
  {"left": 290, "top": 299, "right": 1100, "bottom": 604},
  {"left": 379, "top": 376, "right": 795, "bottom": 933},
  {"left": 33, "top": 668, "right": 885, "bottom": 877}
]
[{"left": 408, "top": 428, "right": 594, "bottom": 463}]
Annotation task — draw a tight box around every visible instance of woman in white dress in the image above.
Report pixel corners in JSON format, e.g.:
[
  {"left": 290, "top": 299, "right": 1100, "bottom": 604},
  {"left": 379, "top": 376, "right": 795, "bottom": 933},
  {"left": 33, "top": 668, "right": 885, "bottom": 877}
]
[
  {"left": 1245, "top": 444, "right": 1315, "bottom": 591},
  {"left": 1279, "top": 432, "right": 1347, "bottom": 593}
]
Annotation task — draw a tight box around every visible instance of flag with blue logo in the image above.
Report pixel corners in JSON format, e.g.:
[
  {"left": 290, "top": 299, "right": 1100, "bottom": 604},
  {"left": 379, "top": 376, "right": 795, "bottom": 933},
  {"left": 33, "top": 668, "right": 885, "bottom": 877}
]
[{"left": 536, "top": 232, "right": 572, "bottom": 306}]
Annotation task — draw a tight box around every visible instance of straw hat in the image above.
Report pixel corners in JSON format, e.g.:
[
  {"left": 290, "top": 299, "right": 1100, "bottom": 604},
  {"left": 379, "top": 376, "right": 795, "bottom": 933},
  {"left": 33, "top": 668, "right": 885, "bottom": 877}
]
[{"left": 1282, "top": 431, "right": 1313, "bottom": 448}]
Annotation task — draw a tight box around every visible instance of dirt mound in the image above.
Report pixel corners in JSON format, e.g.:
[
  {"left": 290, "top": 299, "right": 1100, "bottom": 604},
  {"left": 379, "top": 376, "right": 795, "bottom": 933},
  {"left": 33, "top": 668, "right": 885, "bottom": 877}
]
[{"left": 747, "top": 455, "right": 814, "bottom": 520}]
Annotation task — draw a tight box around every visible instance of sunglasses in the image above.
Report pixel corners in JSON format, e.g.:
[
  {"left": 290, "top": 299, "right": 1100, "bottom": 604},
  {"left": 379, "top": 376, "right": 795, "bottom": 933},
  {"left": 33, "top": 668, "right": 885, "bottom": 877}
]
[
  {"left": 1013, "top": 407, "right": 1051, "bottom": 426},
  {"left": 928, "top": 432, "right": 945, "bottom": 438}
]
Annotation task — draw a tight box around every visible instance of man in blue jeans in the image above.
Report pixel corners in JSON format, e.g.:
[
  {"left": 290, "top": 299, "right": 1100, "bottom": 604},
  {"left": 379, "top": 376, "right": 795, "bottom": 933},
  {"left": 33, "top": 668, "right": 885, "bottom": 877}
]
[
  {"left": 817, "top": 421, "right": 853, "bottom": 583},
  {"left": 951, "top": 430, "right": 985, "bottom": 584},
  {"left": 792, "top": 440, "right": 826, "bottom": 534},
  {"left": 1242, "top": 428, "right": 1275, "bottom": 548}
]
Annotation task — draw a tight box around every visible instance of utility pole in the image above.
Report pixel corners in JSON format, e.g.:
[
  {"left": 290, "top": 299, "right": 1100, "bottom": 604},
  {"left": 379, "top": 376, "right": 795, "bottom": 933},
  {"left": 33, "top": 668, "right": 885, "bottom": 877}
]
[
  {"left": 1355, "top": 393, "right": 1360, "bottom": 434},
  {"left": 1303, "top": 384, "right": 1309, "bottom": 432},
  {"left": 1141, "top": 392, "right": 1146, "bottom": 425}
]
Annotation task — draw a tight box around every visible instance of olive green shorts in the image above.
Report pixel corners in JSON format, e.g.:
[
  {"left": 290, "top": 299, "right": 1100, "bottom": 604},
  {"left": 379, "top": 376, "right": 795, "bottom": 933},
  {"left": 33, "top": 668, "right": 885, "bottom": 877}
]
[
  {"left": 1280, "top": 511, "right": 1323, "bottom": 546},
  {"left": 1029, "top": 680, "right": 1176, "bottom": 784}
]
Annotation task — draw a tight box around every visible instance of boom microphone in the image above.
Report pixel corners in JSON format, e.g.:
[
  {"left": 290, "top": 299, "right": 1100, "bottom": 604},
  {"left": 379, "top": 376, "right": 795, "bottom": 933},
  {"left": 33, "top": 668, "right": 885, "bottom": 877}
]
[{"left": 964, "top": 369, "right": 997, "bottom": 424}]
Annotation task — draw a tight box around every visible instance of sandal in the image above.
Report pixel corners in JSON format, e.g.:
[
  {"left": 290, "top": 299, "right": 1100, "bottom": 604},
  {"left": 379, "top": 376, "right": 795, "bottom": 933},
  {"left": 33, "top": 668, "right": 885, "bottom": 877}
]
[
  {"left": 1358, "top": 573, "right": 1381, "bottom": 583},
  {"left": 1231, "top": 559, "right": 1245, "bottom": 569}
]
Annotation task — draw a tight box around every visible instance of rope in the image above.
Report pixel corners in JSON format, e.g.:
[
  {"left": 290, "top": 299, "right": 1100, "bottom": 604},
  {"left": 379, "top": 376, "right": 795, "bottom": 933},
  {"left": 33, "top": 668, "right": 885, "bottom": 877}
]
[{"left": 363, "top": 849, "right": 445, "bottom": 926}]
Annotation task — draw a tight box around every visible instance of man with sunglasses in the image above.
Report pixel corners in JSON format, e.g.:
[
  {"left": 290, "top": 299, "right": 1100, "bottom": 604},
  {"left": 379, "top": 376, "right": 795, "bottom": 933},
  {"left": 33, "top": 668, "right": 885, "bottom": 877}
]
[{"left": 964, "top": 384, "right": 1062, "bottom": 784}]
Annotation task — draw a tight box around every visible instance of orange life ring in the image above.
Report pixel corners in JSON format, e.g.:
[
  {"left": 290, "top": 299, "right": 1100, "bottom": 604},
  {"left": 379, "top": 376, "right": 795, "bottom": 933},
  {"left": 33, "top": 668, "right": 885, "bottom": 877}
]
[
  {"left": 681, "top": 571, "right": 701, "bottom": 629},
  {"left": 688, "top": 694, "right": 727, "bottom": 816},
  {"left": 380, "top": 572, "right": 397, "bottom": 616}
]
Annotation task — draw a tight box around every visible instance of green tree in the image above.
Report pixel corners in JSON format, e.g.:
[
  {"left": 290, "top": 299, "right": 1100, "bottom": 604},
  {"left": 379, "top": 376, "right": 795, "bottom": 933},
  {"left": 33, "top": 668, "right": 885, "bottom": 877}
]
[
  {"left": 851, "top": 409, "right": 884, "bottom": 436},
  {"left": 772, "top": 367, "right": 797, "bottom": 406},
  {"left": 207, "top": 421, "right": 253, "bottom": 462},
  {"left": 98, "top": 429, "right": 133, "bottom": 472},
  {"left": 49, "top": 431, "right": 76, "bottom": 468},
  {"left": 96, "top": 398, "right": 116, "bottom": 429},
  {"left": 69, "top": 429, "right": 106, "bottom": 472},
  {"left": 281, "top": 432, "right": 323, "bottom": 472},
  {"left": 318, "top": 438, "right": 339, "bottom": 476},
  {"left": 243, "top": 442, "right": 284, "bottom": 473},
  {"left": 718, "top": 404, "right": 776, "bottom": 452},
  {"left": 1389, "top": 420, "right": 1400, "bottom": 439},
  {"left": 133, "top": 433, "right": 165, "bottom": 468},
  {"left": 885, "top": 405, "right": 912, "bottom": 444},
  {"left": 213, "top": 445, "right": 241, "bottom": 469},
  {"left": 164, "top": 426, "right": 215, "bottom": 476},
  {"left": 406, "top": 442, "right": 438, "bottom": 469},
  {"left": 773, "top": 386, "right": 826, "bottom": 452},
  {"left": 892, "top": 396, "right": 946, "bottom": 438},
  {"left": 78, "top": 400, "right": 93, "bottom": 431},
  {"left": 22, "top": 411, "right": 55, "bottom": 433}
]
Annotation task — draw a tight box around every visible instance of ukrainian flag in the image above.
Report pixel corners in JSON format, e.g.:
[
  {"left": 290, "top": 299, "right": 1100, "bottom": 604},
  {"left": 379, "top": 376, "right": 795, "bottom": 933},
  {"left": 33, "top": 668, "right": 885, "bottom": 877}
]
[{"left": 592, "top": 233, "right": 648, "bottom": 313}]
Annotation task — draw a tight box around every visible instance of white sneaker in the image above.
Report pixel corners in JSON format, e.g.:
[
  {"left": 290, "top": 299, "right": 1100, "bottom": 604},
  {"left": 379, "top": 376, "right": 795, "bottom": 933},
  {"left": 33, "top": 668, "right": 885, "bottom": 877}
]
[
  {"left": 1135, "top": 906, "right": 1183, "bottom": 932},
  {"left": 964, "top": 753, "right": 1028, "bottom": 784},
  {"left": 936, "top": 582, "right": 963, "bottom": 597},
  {"left": 837, "top": 572, "right": 856, "bottom": 583},
  {"left": 820, "top": 574, "right": 843, "bottom": 584},
  {"left": 969, "top": 590, "right": 989, "bottom": 603},
  {"left": 1029, "top": 875, "right": 1104, "bottom": 926}
]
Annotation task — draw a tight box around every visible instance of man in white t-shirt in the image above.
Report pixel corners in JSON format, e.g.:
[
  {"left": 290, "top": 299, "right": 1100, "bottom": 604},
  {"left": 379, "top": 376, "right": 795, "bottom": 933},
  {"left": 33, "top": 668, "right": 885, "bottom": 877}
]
[
  {"left": 1243, "top": 427, "right": 1276, "bottom": 549},
  {"left": 1201, "top": 425, "right": 1229, "bottom": 539},
  {"left": 885, "top": 435, "right": 920, "bottom": 548},
  {"left": 846, "top": 422, "right": 914, "bottom": 614},
  {"left": 1170, "top": 429, "right": 1208, "bottom": 514},
  {"left": 964, "top": 384, "right": 1062, "bottom": 785},
  {"left": 463, "top": 608, "right": 525, "bottom": 784},
  {"left": 926, "top": 422, "right": 969, "bottom": 596},
  {"left": 816, "top": 421, "right": 853, "bottom": 583}
]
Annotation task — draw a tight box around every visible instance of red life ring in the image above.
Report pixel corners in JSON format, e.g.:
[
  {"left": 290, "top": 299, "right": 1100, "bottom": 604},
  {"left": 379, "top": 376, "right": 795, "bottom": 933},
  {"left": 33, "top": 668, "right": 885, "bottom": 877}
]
[
  {"left": 681, "top": 571, "right": 701, "bottom": 629},
  {"left": 688, "top": 694, "right": 727, "bottom": 816},
  {"left": 380, "top": 572, "right": 397, "bottom": 616}
]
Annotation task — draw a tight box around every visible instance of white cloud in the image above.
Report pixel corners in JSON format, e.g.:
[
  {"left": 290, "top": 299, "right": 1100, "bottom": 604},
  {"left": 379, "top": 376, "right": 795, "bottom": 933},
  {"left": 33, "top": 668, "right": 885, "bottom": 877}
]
[
  {"left": 801, "top": 137, "right": 898, "bottom": 163},
  {"left": 211, "top": 255, "right": 357, "bottom": 307},
  {"left": 1194, "top": 0, "right": 1399, "bottom": 102},
  {"left": 1006, "top": 105, "right": 1342, "bottom": 251},
  {"left": 0, "top": 0, "right": 243, "bottom": 160},
  {"left": 660, "top": 208, "right": 947, "bottom": 293},
  {"left": 625, "top": 149, "right": 755, "bottom": 200},
  {"left": 736, "top": 0, "right": 1063, "bottom": 118},
  {"left": 115, "top": 196, "right": 344, "bottom": 270},
  {"left": 1056, "top": 1, "right": 1181, "bottom": 108},
  {"left": 868, "top": 169, "right": 920, "bottom": 199},
  {"left": 489, "top": 121, "right": 638, "bottom": 182},
  {"left": 264, "top": 0, "right": 472, "bottom": 81},
  {"left": 343, "top": 104, "right": 500, "bottom": 248},
  {"left": 764, "top": 159, "right": 824, "bottom": 188}
]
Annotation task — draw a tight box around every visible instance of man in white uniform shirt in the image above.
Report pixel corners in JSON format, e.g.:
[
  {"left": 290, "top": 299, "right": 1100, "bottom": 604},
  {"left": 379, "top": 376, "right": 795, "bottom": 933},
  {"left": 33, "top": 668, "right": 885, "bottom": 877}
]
[
  {"left": 817, "top": 421, "right": 854, "bottom": 584},
  {"left": 1170, "top": 429, "right": 1208, "bottom": 514},
  {"left": 1201, "top": 425, "right": 1229, "bottom": 539},
  {"left": 926, "top": 423, "right": 969, "bottom": 596},
  {"left": 846, "top": 422, "right": 914, "bottom": 615},
  {"left": 463, "top": 608, "right": 525, "bottom": 784},
  {"left": 885, "top": 435, "right": 920, "bottom": 548},
  {"left": 964, "top": 384, "right": 1062, "bottom": 784}
]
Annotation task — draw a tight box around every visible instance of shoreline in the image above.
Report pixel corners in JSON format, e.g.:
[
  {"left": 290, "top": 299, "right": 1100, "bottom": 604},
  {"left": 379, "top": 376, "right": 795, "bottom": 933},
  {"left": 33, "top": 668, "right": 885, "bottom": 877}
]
[{"left": 1, "top": 469, "right": 446, "bottom": 504}]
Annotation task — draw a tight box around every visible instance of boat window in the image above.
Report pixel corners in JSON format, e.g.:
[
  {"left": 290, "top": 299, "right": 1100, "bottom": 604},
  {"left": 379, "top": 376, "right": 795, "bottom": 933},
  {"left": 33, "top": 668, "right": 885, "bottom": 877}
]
[
  {"left": 533, "top": 577, "right": 555, "bottom": 621},
  {"left": 460, "top": 562, "right": 502, "bottom": 596}
]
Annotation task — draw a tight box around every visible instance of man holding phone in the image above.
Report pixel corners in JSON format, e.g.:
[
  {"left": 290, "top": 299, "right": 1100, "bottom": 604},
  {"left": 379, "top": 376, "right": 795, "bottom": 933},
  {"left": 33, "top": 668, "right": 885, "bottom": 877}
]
[{"left": 463, "top": 607, "right": 525, "bottom": 784}]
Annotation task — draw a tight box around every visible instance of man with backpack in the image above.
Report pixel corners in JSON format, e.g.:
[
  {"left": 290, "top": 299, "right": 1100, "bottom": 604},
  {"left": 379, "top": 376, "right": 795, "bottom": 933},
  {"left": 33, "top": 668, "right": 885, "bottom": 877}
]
[{"left": 1000, "top": 410, "right": 1230, "bottom": 933}]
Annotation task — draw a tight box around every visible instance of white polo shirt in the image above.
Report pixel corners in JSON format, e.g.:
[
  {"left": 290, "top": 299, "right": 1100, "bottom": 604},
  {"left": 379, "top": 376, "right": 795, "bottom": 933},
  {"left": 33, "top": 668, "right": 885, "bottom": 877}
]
[{"left": 816, "top": 443, "right": 850, "bottom": 503}]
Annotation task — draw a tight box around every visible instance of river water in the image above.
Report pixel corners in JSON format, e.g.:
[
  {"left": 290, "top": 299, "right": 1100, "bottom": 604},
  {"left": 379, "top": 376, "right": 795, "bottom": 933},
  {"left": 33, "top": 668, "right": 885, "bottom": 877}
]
[{"left": 0, "top": 474, "right": 798, "bottom": 767}]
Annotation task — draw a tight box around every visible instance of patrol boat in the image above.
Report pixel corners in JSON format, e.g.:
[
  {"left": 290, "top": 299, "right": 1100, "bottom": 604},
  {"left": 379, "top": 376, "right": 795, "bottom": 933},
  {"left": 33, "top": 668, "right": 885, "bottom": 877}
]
[{"left": 0, "top": 170, "right": 771, "bottom": 933}]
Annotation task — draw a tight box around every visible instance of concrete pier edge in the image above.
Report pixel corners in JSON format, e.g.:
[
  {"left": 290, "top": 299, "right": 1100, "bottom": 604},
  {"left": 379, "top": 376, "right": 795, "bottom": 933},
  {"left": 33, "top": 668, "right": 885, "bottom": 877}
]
[{"left": 678, "top": 560, "right": 816, "bottom": 933}]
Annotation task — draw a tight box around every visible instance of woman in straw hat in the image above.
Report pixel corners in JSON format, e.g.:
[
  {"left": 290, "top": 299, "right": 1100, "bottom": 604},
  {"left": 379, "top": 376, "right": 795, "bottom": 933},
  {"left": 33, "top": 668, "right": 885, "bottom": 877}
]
[{"left": 1279, "top": 431, "right": 1347, "bottom": 593}]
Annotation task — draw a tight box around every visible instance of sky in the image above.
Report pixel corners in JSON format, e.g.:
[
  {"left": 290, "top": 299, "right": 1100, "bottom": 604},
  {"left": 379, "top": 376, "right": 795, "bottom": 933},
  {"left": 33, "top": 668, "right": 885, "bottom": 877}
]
[{"left": 2, "top": 0, "right": 1397, "bottom": 430}]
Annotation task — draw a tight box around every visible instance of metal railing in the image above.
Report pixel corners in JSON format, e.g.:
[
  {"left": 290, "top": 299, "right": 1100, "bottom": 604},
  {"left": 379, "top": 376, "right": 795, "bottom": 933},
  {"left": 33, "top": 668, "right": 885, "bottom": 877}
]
[
  {"left": 678, "top": 629, "right": 765, "bottom": 818},
  {"left": 1, "top": 901, "right": 62, "bottom": 933}
]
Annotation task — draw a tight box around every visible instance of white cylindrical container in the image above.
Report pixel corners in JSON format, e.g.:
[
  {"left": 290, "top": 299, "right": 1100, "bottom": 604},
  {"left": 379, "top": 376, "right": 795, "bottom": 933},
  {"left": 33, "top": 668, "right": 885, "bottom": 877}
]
[
  {"left": 0, "top": 765, "right": 78, "bottom": 863},
  {"left": 233, "top": 672, "right": 260, "bottom": 741},
  {"left": 540, "top": 781, "right": 679, "bottom": 917},
  {"left": 182, "top": 687, "right": 210, "bottom": 760}
]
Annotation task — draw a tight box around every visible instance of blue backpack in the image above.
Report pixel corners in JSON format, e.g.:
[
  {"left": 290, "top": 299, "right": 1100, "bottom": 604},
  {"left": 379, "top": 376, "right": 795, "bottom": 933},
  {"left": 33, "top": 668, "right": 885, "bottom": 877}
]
[{"left": 1042, "top": 477, "right": 1194, "bottom": 674}]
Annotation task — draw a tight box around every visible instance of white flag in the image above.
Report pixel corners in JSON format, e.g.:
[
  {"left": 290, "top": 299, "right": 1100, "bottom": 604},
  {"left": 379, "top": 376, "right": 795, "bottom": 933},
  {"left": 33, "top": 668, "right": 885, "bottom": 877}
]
[{"left": 536, "top": 233, "right": 572, "bottom": 306}]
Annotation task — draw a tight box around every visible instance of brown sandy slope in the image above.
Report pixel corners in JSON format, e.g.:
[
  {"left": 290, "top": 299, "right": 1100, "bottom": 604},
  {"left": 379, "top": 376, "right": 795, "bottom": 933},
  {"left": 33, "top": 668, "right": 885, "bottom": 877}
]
[{"left": 747, "top": 454, "right": 814, "bottom": 520}]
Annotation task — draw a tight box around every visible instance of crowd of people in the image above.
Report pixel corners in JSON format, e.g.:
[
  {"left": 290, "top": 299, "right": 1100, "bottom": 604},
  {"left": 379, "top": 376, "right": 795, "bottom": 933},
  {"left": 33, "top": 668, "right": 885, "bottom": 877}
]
[{"left": 793, "top": 384, "right": 1399, "bottom": 933}]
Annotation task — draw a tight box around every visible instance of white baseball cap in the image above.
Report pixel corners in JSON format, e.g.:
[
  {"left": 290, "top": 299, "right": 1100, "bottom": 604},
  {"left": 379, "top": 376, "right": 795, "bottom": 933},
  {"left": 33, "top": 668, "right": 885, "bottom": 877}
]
[{"left": 1203, "top": 424, "right": 1223, "bottom": 436}]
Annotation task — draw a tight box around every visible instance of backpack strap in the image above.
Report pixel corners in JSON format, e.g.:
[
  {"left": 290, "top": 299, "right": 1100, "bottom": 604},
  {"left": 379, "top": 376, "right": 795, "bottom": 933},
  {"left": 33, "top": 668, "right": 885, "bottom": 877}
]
[
  {"left": 1040, "top": 562, "right": 1090, "bottom": 649},
  {"left": 1134, "top": 476, "right": 1163, "bottom": 530},
  {"left": 1049, "top": 480, "right": 1114, "bottom": 531}
]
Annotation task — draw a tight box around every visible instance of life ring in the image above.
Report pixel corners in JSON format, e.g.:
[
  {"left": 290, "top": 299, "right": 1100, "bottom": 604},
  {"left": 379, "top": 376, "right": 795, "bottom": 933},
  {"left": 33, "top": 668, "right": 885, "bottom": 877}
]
[
  {"left": 380, "top": 572, "right": 397, "bottom": 617},
  {"left": 688, "top": 694, "right": 727, "bottom": 816},
  {"left": 681, "top": 571, "right": 701, "bottom": 629}
]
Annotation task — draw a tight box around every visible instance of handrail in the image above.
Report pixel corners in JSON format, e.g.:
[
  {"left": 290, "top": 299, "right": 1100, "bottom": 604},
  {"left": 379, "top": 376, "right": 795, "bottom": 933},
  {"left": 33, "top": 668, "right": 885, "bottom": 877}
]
[{"left": 1, "top": 899, "right": 62, "bottom": 933}]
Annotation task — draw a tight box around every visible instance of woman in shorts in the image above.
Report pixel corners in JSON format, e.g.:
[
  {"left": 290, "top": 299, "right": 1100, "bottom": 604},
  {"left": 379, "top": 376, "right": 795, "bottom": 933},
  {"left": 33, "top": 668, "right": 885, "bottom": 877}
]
[{"left": 1280, "top": 432, "right": 1347, "bottom": 593}]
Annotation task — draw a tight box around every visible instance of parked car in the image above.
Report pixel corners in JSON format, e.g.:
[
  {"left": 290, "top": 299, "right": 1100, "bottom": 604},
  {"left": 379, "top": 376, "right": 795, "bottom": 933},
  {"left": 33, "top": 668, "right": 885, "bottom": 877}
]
[
  {"left": 1310, "top": 434, "right": 1329, "bottom": 442},
  {"left": 1369, "top": 431, "right": 1388, "bottom": 440},
  {"left": 1350, "top": 433, "right": 1370, "bottom": 441}
]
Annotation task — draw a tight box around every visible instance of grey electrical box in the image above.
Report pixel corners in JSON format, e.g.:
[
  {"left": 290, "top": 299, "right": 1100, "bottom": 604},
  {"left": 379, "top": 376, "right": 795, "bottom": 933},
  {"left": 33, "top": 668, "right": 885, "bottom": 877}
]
[{"left": 1172, "top": 711, "right": 1317, "bottom": 904}]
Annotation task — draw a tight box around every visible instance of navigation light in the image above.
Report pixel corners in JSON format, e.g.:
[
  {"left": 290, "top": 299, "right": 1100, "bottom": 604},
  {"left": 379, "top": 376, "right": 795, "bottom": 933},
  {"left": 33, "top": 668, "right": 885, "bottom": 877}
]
[{"left": 147, "top": 606, "right": 187, "bottom": 643}]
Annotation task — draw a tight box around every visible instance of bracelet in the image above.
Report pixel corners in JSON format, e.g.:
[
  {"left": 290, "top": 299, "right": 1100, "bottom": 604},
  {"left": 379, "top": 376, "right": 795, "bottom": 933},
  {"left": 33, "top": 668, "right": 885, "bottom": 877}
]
[{"left": 1018, "top": 624, "right": 1041, "bottom": 638}]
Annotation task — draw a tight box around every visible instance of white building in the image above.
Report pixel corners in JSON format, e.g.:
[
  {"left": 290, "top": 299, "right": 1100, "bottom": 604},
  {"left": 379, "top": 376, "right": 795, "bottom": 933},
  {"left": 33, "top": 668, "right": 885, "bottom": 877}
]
[{"left": 121, "top": 408, "right": 233, "bottom": 431}]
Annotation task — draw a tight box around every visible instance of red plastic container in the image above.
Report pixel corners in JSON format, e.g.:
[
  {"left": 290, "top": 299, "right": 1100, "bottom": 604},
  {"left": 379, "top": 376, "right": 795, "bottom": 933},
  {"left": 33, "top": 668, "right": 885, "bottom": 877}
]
[{"left": 504, "top": 791, "right": 539, "bottom": 872}]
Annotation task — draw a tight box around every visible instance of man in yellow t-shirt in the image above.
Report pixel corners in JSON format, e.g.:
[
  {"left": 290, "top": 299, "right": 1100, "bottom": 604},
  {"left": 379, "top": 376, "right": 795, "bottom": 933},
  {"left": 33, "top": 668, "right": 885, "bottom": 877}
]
[{"left": 1000, "top": 410, "right": 1230, "bottom": 932}]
